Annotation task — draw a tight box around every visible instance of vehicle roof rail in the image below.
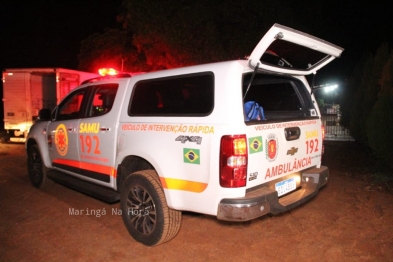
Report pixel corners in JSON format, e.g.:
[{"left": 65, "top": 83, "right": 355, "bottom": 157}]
[{"left": 81, "top": 74, "right": 132, "bottom": 85}]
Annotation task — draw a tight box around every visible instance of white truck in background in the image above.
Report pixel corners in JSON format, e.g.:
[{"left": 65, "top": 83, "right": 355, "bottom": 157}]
[{"left": 2, "top": 68, "right": 98, "bottom": 142}]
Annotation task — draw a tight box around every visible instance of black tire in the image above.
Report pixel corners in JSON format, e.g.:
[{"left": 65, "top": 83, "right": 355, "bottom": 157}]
[
  {"left": 0, "top": 132, "right": 10, "bottom": 143},
  {"left": 27, "top": 144, "right": 52, "bottom": 189},
  {"left": 120, "top": 170, "right": 182, "bottom": 246}
]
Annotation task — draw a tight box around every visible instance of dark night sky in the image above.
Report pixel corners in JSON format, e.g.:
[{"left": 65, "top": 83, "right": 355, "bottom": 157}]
[
  {"left": 0, "top": 1, "right": 122, "bottom": 130},
  {"left": 1, "top": 1, "right": 391, "bottom": 79},
  {"left": 0, "top": 0, "right": 392, "bottom": 130},
  {"left": 0, "top": 1, "right": 122, "bottom": 70}
]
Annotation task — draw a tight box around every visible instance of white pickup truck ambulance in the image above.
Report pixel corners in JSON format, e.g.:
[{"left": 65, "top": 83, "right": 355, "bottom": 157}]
[{"left": 26, "top": 24, "right": 343, "bottom": 246}]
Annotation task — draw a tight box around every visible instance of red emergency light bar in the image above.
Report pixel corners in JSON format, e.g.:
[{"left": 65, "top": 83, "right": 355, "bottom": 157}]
[{"left": 98, "top": 68, "right": 118, "bottom": 76}]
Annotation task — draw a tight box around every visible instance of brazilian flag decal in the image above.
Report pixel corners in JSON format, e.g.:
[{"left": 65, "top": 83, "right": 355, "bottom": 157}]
[
  {"left": 183, "top": 148, "right": 200, "bottom": 164},
  {"left": 248, "top": 136, "right": 263, "bottom": 154}
]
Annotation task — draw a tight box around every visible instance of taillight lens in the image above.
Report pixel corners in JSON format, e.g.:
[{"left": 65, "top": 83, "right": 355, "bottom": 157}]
[{"left": 220, "top": 135, "right": 247, "bottom": 187}]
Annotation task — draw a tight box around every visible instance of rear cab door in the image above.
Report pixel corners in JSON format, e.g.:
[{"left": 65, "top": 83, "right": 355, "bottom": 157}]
[
  {"left": 243, "top": 24, "right": 344, "bottom": 195},
  {"left": 78, "top": 83, "right": 120, "bottom": 186}
]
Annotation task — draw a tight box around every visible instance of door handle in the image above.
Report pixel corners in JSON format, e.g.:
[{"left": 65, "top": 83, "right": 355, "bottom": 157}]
[{"left": 100, "top": 127, "right": 110, "bottom": 131}]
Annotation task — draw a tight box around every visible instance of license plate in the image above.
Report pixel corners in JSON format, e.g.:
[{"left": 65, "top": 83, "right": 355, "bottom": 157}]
[{"left": 275, "top": 178, "right": 296, "bottom": 197}]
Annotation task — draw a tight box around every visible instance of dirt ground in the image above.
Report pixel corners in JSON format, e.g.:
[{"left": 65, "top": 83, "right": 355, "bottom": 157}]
[{"left": 1, "top": 141, "right": 392, "bottom": 261}]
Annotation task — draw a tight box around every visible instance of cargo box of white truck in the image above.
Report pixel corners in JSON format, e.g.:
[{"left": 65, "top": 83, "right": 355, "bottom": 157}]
[{"left": 2, "top": 68, "right": 98, "bottom": 142}]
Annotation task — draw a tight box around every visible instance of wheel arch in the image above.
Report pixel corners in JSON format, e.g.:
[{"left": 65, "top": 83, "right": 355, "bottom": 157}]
[
  {"left": 26, "top": 137, "right": 52, "bottom": 168},
  {"left": 116, "top": 155, "right": 155, "bottom": 191}
]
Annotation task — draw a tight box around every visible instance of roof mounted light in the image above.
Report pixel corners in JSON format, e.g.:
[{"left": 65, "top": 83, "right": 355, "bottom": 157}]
[{"left": 98, "top": 68, "right": 118, "bottom": 76}]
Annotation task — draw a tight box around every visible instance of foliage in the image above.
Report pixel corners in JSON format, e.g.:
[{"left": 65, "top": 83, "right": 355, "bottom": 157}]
[
  {"left": 348, "top": 43, "right": 389, "bottom": 144},
  {"left": 339, "top": 54, "right": 367, "bottom": 128},
  {"left": 78, "top": 0, "right": 298, "bottom": 72},
  {"left": 78, "top": 28, "right": 126, "bottom": 73},
  {"left": 378, "top": 50, "right": 393, "bottom": 97},
  {"left": 344, "top": 42, "right": 393, "bottom": 171},
  {"left": 366, "top": 51, "right": 393, "bottom": 169}
]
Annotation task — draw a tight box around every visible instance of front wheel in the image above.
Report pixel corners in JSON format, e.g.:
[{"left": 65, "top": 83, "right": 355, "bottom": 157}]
[
  {"left": 27, "top": 144, "right": 52, "bottom": 188},
  {"left": 120, "top": 170, "right": 182, "bottom": 246}
]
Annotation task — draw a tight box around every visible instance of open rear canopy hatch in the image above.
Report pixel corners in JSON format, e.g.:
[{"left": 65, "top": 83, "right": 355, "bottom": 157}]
[{"left": 248, "top": 24, "right": 344, "bottom": 75}]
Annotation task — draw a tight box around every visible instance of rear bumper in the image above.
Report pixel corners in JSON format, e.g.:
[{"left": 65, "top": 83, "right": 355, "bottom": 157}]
[{"left": 217, "top": 166, "right": 329, "bottom": 221}]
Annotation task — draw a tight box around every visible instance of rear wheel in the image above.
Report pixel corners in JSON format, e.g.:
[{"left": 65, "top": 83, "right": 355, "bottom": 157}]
[
  {"left": 120, "top": 170, "right": 182, "bottom": 246},
  {"left": 27, "top": 145, "right": 52, "bottom": 188}
]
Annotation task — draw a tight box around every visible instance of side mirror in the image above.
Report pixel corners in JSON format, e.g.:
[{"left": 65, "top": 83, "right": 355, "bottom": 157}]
[{"left": 38, "top": 109, "right": 51, "bottom": 121}]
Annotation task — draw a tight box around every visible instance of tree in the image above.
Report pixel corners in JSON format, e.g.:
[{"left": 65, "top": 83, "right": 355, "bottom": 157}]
[
  {"left": 366, "top": 50, "right": 393, "bottom": 168},
  {"left": 78, "top": 28, "right": 150, "bottom": 73},
  {"left": 78, "top": 0, "right": 299, "bottom": 72},
  {"left": 78, "top": 28, "right": 125, "bottom": 73},
  {"left": 349, "top": 43, "right": 389, "bottom": 144},
  {"left": 348, "top": 54, "right": 372, "bottom": 143}
]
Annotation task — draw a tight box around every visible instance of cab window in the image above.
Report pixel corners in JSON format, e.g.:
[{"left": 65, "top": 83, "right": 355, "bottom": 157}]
[
  {"left": 88, "top": 84, "right": 119, "bottom": 117},
  {"left": 55, "top": 88, "right": 87, "bottom": 120}
]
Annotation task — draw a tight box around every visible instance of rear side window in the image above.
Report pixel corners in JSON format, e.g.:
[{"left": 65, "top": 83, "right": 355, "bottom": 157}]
[
  {"left": 243, "top": 73, "right": 316, "bottom": 121},
  {"left": 129, "top": 73, "right": 214, "bottom": 116}
]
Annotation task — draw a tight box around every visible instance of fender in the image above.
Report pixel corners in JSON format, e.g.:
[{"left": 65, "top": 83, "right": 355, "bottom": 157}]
[{"left": 26, "top": 121, "right": 52, "bottom": 168}]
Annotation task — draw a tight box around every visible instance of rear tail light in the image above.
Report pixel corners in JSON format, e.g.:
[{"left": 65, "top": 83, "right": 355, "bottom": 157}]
[{"left": 220, "top": 135, "right": 247, "bottom": 187}]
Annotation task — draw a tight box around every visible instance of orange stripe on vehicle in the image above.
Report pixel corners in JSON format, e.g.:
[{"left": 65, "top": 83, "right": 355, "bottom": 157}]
[
  {"left": 79, "top": 162, "right": 116, "bottom": 177},
  {"left": 160, "top": 177, "right": 207, "bottom": 193},
  {"left": 53, "top": 158, "right": 80, "bottom": 168},
  {"left": 53, "top": 158, "right": 116, "bottom": 177}
]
